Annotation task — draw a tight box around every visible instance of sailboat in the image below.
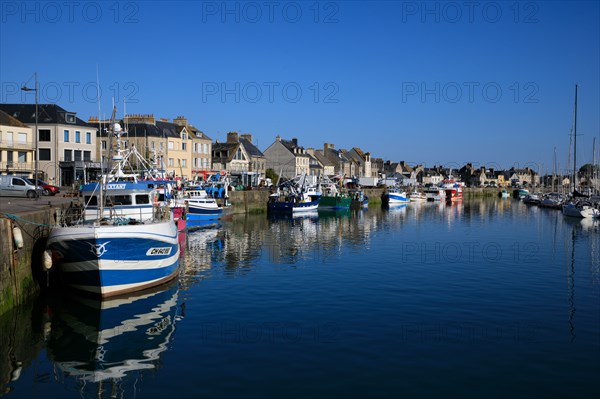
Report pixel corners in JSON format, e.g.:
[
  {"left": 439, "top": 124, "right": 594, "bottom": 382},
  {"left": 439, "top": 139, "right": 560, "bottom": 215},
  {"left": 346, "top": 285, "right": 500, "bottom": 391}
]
[{"left": 562, "top": 85, "right": 600, "bottom": 218}]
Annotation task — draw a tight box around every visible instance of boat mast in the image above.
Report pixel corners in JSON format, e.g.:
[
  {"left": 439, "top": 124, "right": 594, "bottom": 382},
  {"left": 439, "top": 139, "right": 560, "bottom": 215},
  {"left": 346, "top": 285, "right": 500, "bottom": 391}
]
[{"left": 572, "top": 84, "right": 578, "bottom": 193}]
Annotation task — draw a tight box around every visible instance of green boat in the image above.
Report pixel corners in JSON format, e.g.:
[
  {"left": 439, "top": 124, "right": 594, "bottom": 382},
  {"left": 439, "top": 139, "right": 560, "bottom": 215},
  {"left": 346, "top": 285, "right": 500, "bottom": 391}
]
[{"left": 318, "top": 193, "right": 352, "bottom": 210}]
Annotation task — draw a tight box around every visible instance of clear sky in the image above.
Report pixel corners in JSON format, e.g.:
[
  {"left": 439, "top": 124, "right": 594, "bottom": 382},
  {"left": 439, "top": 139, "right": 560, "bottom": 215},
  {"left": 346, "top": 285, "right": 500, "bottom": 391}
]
[{"left": 1, "top": 1, "right": 599, "bottom": 174}]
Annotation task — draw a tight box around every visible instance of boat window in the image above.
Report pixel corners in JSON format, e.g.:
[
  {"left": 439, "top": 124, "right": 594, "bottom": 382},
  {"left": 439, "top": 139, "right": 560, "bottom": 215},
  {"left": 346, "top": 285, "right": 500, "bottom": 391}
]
[
  {"left": 85, "top": 195, "right": 98, "bottom": 205},
  {"left": 107, "top": 195, "right": 132, "bottom": 205},
  {"left": 136, "top": 194, "right": 150, "bottom": 204}
]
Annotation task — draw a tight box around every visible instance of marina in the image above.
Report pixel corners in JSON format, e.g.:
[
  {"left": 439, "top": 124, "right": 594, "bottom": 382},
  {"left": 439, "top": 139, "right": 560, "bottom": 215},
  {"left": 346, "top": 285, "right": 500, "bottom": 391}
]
[{"left": 1, "top": 197, "right": 599, "bottom": 398}]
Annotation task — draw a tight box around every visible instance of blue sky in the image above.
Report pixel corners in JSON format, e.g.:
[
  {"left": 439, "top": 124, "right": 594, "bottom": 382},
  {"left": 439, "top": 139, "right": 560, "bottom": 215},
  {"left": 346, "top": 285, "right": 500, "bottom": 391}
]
[{"left": 1, "top": 1, "right": 599, "bottom": 174}]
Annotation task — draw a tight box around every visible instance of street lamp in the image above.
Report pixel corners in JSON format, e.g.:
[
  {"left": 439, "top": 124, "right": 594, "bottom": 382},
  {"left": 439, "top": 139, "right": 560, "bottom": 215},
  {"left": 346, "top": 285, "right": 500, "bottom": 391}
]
[{"left": 21, "top": 73, "right": 39, "bottom": 200}]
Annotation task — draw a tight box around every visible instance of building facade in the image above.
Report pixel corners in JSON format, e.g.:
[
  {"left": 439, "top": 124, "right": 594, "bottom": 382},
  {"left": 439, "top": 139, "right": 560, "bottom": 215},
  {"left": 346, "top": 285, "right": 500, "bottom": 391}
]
[{"left": 1, "top": 104, "right": 98, "bottom": 186}]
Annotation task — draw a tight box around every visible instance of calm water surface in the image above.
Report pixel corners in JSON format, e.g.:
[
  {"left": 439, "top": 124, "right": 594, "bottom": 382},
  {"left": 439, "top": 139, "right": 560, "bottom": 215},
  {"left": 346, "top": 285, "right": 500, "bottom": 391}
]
[{"left": 2, "top": 199, "right": 599, "bottom": 398}]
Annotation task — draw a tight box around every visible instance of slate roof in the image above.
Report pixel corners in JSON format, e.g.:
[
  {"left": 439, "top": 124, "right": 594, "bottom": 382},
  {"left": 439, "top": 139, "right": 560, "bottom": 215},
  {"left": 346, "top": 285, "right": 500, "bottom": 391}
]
[
  {"left": 0, "top": 110, "right": 29, "bottom": 128},
  {"left": 313, "top": 150, "right": 335, "bottom": 167},
  {"left": 239, "top": 137, "right": 264, "bottom": 157},
  {"left": 280, "top": 138, "right": 310, "bottom": 157},
  {"left": 0, "top": 104, "right": 92, "bottom": 127},
  {"left": 212, "top": 142, "right": 240, "bottom": 163},
  {"left": 188, "top": 125, "right": 212, "bottom": 141}
]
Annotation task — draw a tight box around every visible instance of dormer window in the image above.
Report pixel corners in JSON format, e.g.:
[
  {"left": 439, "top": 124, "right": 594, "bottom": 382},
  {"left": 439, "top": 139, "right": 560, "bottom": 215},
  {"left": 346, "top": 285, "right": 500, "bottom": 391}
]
[{"left": 65, "top": 113, "right": 76, "bottom": 123}]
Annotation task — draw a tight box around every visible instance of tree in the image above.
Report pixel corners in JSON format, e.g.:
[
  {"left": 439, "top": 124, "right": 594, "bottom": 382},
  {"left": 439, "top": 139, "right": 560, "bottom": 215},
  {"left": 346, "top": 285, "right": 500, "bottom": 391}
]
[{"left": 265, "top": 168, "right": 279, "bottom": 184}]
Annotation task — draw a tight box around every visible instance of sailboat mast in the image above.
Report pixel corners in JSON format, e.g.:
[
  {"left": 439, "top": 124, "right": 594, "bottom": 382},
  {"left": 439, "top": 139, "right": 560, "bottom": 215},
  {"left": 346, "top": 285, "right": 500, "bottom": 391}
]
[{"left": 572, "top": 84, "right": 578, "bottom": 192}]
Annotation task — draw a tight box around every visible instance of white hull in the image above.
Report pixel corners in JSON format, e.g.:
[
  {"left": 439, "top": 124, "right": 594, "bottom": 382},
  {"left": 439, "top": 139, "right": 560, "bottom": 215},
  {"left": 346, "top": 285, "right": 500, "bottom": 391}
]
[
  {"left": 562, "top": 203, "right": 599, "bottom": 218},
  {"left": 47, "top": 219, "right": 180, "bottom": 297}
]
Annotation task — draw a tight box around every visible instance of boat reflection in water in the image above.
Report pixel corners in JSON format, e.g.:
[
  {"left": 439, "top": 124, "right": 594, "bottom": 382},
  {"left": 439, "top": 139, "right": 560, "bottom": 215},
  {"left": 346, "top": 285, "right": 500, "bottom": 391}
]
[{"left": 45, "top": 280, "right": 182, "bottom": 396}]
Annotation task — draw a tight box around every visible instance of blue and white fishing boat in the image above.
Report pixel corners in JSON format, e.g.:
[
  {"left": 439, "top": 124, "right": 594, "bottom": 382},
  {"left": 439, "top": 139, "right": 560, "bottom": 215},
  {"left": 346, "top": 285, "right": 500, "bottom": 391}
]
[
  {"left": 382, "top": 187, "right": 410, "bottom": 205},
  {"left": 268, "top": 174, "right": 321, "bottom": 214},
  {"left": 178, "top": 185, "right": 225, "bottom": 228},
  {"left": 45, "top": 116, "right": 180, "bottom": 297}
]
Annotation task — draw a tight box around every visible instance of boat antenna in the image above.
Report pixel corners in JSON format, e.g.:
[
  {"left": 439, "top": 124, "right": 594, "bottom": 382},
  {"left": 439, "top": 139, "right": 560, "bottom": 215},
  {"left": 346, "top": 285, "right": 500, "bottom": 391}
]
[
  {"left": 96, "top": 66, "right": 104, "bottom": 219},
  {"left": 572, "top": 84, "right": 578, "bottom": 192}
]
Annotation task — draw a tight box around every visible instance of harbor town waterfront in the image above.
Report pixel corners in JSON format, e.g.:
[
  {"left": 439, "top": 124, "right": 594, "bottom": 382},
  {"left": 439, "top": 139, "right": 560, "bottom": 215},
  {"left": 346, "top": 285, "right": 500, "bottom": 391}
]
[{"left": 1, "top": 198, "right": 599, "bottom": 398}]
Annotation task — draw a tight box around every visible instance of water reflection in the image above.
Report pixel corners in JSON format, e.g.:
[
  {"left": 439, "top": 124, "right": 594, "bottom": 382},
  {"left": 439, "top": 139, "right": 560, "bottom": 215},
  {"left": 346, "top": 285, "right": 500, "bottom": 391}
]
[{"left": 44, "top": 281, "right": 182, "bottom": 398}]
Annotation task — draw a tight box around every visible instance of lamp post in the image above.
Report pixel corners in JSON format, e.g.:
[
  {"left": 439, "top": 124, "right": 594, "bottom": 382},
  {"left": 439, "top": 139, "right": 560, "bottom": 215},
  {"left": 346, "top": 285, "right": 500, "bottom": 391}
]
[{"left": 21, "top": 73, "right": 39, "bottom": 200}]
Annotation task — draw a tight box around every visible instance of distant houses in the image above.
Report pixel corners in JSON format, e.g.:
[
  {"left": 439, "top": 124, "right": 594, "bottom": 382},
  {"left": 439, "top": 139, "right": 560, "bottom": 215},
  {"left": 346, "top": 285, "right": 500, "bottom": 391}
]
[{"left": 1, "top": 101, "right": 577, "bottom": 190}]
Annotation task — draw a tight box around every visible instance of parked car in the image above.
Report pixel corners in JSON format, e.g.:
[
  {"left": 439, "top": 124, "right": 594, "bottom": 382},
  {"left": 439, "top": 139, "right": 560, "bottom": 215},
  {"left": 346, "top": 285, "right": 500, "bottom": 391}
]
[
  {"left": 27, "top": 179, "right": 60, "bottom": 196},
  {"left": 0, "top": 176, "right": 43, "bottom": 198}
]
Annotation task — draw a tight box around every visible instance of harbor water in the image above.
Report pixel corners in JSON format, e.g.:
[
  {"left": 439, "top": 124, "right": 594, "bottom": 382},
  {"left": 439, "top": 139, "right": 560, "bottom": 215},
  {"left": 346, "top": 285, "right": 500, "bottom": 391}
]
[{"left": 1, "top": 198, "right": 599, "bottom": 398}]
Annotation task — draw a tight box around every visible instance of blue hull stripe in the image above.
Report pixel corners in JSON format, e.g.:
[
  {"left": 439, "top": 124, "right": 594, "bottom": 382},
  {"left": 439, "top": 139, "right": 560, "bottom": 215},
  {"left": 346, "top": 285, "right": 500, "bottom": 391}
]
[
  {"left": 48, "top": 237, "right": 178, "bottom": 263},
  {"left": 60, "top": 259, "right": 179, "bottom": 287}
]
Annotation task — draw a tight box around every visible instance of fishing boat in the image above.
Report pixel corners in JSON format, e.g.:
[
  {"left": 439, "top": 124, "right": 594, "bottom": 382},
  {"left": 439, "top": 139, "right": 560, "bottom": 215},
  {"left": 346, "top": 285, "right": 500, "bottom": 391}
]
[
  {"left": 408, "top": 190, "right": 427, "bottom": 201},
  {"left": 424, "top": 186, "right": 445, "bottom": 201},
  {"left": 381, "top": 187, "right": 410, "bottom": 205},
  {"left": 45, "top": 114, "right": 180, "bottom": 297},
  {"left": 349, "top": 189, "right": 369, "bottom": 209},
  {"left": 441, "top": 173, "right": 463, "bottom": 202},
  {"left": 178, "top": 185, "right": 224, "bottom": 223},
  {"left": 318, "top": 176, "right": 352, "bottom": 210},
  {"left": 268, "top": 174, "right": 321, "bottom": 214},
  {"left": 445, "top": 186, "right": 463, "bottom": 202}
]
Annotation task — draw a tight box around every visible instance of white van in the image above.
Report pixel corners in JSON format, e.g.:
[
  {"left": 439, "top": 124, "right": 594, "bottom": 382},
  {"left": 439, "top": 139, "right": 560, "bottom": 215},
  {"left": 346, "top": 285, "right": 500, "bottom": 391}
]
[{"left": 0, "top": 175, "right": 43, "bottom": 198}]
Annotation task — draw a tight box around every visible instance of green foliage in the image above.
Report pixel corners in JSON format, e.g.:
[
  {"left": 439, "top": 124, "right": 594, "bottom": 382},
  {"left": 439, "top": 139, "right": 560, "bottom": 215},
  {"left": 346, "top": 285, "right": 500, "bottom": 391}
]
[{"left": 265, "top": 168, "right": 279, "bottom": 183}]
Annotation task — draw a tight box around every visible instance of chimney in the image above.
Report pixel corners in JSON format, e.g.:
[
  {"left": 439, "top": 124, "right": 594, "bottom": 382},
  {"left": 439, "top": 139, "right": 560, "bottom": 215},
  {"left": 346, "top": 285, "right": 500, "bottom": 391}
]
[
  {"left": 227, "top": 132, "right": 239, "bottom": 143},
  {"left": 324, "top": 143, "right": 334, "bottom": 151},
  {"left": 305, "top": 148, "right": 315, "bottom": 155},
  {"left": 173, "top": 116, "right": 188, "bottom": 126},
  {"left": 276, "top": 134, "right": 281, "bottom": 142},
  {"left": 125, "top": 114, "right": 155, "bottom": 125},
  {"left": 240, "top": 133, "right": 252, "bottom": 143},
  {"left": 292, "top": 138, "right": 298, "bottom": 147}
]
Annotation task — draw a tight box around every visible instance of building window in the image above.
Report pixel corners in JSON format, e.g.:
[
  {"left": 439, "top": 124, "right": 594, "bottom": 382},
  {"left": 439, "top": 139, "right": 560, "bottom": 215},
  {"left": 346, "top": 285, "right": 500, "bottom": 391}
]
[
  {"left": 64, "top": 149, "right": 72, "bottom": 161},
  {"left": 168, "top": 141, "right": 174, "bottom": 150},
  {"left": 39, "top": 148, "right": 51, "bottom": 160},
  {"left": 18, "top": 132, "right": 27, "bottom": 144},
  {"left": 86, "top": 132, "right": 91, "bottom": 144},
  {"left": 74, "top": 150, "right": 82, "bottom": 161},
  {"left": 7, "top": 132, "right": 13, "bottom": 144},
  {"left": 182, "top": 142, "right": 187, "bottom": 151},
  {"left": 7, "top": 151, "right": 13, "bottom": 163},
  {"left": 181, "top": 159, "right": 187, "bottom": 167},
  {"left": 160, "top": 142, "right": 164, "bottom": 151},
  {"left": 102, "top": 140, "right": 107, "bottom": 150},
  {"left": 84, "top": 151, "right": 91, "bottom": 161},
  {"left": 151, "top": 141, "right": 155, "bottom": 149},
  {"left": 39, "top": 129, "right": 51, "bottom": 142},
  {"left": 64, "top": 130, "right": 69, "bottom": 142},
  {"left": 168, "top": 158, "right": 174, "bottom": 167},
  {"left": 18, "top": 151, "right": 27, "bottom": 163},
  {"left": 75, "top": 131, "right": 81, "bottom": 143}
]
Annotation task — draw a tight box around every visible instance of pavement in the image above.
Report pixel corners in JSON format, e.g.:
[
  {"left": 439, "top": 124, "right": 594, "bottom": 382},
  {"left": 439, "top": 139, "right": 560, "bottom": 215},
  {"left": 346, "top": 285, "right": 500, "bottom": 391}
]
[{"left": 0, "top": 193, "right": 80, "bottom": 215}]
